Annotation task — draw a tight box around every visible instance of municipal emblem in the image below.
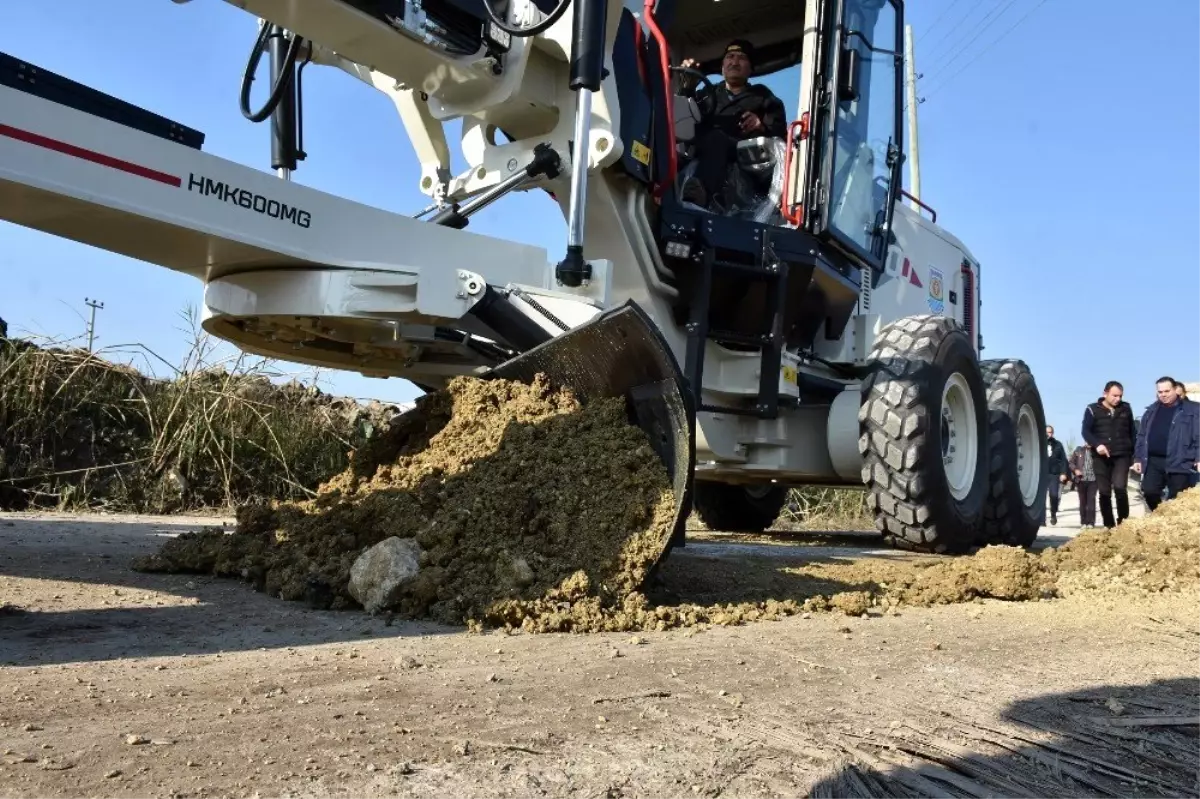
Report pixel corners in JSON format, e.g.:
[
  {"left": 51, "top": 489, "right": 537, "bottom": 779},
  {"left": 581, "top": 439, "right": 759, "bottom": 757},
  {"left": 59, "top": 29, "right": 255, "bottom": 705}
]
[{"left": 927, "top": 267, "right": 944, "bottom": 313}]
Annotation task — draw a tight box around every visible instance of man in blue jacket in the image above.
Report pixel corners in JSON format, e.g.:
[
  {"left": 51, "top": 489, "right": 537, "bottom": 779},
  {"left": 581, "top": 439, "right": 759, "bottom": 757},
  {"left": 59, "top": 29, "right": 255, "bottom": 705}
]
[{"left": 1133, "top": 376, "right": 1200, "bottom": 512}]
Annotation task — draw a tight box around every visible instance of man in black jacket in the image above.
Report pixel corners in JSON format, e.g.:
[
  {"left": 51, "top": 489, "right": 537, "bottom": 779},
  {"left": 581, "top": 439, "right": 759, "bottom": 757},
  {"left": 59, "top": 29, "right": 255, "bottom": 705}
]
[
  {"left": 1045, "top": 425, "right": 1069, "bottom": 525},
  {"left": 1081, "top": 380, "right": 1137, "bottom": 528},
  {"left": 678, "top": 39, "right": 788, "bottom": 210}
]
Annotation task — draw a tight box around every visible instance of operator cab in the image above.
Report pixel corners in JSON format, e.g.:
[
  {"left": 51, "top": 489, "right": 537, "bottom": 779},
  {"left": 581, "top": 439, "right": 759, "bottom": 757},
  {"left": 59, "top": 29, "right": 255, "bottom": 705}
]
[
  {"left": 610, "top": 0, "right": 905, "bottom": 416},
  {"left": 663, "top": 2, "right": 805, "bottom": 227},
  {"left": 612, "top": 0, "right": 905, "bottom": 277}
]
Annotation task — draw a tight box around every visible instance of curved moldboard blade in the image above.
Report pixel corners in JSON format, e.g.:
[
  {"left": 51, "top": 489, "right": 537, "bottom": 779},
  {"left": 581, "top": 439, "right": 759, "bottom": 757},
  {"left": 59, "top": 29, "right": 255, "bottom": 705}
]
[{"left": 486, "top": 299, "right": 697, "bottom": 578}]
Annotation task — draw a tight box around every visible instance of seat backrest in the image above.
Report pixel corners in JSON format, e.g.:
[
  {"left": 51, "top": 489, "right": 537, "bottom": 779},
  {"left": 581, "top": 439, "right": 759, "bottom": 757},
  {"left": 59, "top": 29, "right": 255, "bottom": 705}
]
[{"left": 673, "top": 95, "right": 701, "bottom": 143}]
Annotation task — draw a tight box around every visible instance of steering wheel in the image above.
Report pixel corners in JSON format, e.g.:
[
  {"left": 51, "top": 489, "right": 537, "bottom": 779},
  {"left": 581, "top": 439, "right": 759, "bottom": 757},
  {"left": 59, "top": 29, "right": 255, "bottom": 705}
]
[{"left": 668, "top": 66, "right": 717, "bottom": 120}]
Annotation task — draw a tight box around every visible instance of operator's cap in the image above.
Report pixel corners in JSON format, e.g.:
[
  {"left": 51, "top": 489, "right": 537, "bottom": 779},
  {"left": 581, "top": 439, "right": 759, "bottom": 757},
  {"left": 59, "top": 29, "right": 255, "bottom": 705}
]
[{"left": 723, "top": 39, "right": 756, "bottom": 65}]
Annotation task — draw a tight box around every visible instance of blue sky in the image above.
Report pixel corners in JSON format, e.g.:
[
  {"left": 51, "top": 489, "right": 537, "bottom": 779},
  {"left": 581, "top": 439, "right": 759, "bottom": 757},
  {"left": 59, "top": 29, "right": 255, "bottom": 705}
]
[{"left": 1, "top": 0, "right": 1196, "bottom": 441}]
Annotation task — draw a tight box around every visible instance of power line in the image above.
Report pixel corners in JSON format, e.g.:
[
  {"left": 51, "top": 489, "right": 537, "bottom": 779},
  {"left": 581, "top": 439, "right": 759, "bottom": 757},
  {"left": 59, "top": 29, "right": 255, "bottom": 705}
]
[
  {"left": 918, "top": 0, "right": 969, "bottom": 41},
  {"left": 922, "top": 0, "right": 1023, "bottom": 79},
  {"left": 921, "top": 0, "right": 1052, "bottom": 101},
  {"left": 919, "top": 1, "right": 991, "bottom": 70}
]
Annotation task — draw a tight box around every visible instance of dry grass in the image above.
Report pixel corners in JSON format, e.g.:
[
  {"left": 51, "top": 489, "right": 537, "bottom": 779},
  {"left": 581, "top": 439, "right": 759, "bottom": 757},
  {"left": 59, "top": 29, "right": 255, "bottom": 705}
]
[
  {"left": 0, "top": 311, "right": 389, "bottom": 513},
  {"left": 778, "top": 487, "right": 873, "bottom": 531}
]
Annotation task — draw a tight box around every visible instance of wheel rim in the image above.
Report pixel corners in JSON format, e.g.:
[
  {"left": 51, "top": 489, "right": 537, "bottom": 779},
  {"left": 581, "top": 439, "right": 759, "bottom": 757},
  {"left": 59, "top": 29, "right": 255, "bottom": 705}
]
[
  {"left": 1016, "top": 403, "right": 1040, "bottom": 506},
  {"left": 940, "top": 372, "right": 979, "bottom": 501}
]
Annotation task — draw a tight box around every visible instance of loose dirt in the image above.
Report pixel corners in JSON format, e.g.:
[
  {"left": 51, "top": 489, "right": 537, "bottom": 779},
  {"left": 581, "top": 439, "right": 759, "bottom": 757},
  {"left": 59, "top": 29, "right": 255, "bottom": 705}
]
[
  {"left": 647, "top": 490, "right": 1198, "bottom": 625},
  {"left": 132, "top": 374, "right": 678, "bottom": 630},
  {"left": 132, "top": 368, "right": 1200, "bottom": 632},
  {"left": 787, "top": 489, "right": 1200, "bottom": 607}
]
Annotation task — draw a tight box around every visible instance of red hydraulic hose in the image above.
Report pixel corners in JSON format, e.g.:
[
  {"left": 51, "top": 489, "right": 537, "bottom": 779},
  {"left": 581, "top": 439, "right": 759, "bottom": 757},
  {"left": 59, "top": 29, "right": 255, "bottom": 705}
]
[{"left": 641, "top": 0, "right": 675, "bottom": 198}]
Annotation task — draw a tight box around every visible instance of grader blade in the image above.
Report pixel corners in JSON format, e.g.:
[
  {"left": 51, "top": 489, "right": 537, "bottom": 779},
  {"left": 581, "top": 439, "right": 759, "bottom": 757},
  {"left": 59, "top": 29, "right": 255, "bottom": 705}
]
[{"left": 486, "top": 300, "right": 697, "bottom": 575}]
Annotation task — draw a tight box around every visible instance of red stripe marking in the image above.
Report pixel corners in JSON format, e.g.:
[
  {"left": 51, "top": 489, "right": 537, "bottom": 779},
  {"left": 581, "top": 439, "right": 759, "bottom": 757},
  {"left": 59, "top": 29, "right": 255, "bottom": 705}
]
[{"left": 0, "top": 122, "right": 182, "bottom": 187}]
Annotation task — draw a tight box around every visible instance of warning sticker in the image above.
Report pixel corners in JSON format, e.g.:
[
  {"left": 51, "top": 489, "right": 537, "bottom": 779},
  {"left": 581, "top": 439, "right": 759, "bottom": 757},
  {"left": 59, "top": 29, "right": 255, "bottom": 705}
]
[{"left": 630, "top": 140, "right": 651, "bottom": 165}]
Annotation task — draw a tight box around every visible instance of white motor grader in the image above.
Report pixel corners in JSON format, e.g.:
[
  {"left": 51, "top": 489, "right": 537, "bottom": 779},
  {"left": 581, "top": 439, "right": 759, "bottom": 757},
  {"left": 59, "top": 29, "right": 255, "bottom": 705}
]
[{"left": 0, "top": 0, "right": 1049, "bottom": 567}]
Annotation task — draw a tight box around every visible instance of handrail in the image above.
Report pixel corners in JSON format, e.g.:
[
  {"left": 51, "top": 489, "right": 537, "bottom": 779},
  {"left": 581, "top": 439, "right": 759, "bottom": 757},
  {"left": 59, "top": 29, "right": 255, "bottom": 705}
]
[
  {"left": 780, "top": 114, "right": 809, "bottom": 226},
  {"left": 899, "top": 189, "right": 937, "bottom": 224}
]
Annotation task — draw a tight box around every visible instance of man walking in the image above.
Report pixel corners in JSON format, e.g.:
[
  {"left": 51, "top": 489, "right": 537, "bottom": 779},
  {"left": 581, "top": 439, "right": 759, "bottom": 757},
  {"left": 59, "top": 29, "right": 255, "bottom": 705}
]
[
  {"left": 1081, "top": 381, "right": 1137, "bottom": 528},
  {"left": 1069, "top": 444, "right": 1098, "bottom": 528},
  {"left": 1045, "top": 425, "right": 1069, "bottom": 525},
  {"left": 1133, "top": 376, "right": 1200, "bottom": 511}
]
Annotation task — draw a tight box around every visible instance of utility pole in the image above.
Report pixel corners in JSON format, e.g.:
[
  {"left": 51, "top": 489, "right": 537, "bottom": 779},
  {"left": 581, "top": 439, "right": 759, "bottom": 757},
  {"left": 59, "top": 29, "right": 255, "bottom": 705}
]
[
  {"left": 903, "top": 24, "right": 921, "bottom": 208},
  {"left": 84, "top": 297, "right": 104, "bottom": 352}
]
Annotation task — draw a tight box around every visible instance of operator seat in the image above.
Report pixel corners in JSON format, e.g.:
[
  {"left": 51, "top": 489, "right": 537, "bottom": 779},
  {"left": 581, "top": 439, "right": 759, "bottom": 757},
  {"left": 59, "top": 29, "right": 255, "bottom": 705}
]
[
  {"left": 669, "top": 81, "right": 786, "bottom": 225},
  {"left": 674, "top": 126, "right": 788, "bottom": 225}
]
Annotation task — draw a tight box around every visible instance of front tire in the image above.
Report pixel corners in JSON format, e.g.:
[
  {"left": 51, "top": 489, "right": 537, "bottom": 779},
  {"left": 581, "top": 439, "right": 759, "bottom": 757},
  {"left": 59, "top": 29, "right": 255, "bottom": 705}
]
[
  {"left": 858, "top": 315, "right": 990, "bottom": 553},
  {"left": 979, "top": 359, "right": 1048, "bottom": 547},
  {"left": 692, "top": 482, "right": 788, "bottom": 533}
]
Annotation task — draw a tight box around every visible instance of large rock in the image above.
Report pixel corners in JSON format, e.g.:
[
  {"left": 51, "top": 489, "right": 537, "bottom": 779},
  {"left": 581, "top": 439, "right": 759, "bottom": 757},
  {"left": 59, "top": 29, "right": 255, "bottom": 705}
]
[{"left": 348, "top": 537, "right": 422, "bottom": 613}]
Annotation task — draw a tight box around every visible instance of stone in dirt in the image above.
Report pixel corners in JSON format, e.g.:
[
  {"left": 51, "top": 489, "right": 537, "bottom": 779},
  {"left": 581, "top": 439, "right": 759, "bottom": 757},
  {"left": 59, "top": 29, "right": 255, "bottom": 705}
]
[{"left": 348, "top": 537, "right": 422, "bottom": 614}]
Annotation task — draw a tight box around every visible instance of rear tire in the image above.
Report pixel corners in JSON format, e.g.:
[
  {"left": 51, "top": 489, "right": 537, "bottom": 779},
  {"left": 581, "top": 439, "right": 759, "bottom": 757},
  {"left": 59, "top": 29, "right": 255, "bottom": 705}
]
[
  {"left": 692, "top": 482, "right": 788, "bottom": 533},
  {"left": 858, "top": 315, "right": 989, "bottom": 553},
  {"left": 979, "top": 359, "right": 1048, "bottom": 547}
]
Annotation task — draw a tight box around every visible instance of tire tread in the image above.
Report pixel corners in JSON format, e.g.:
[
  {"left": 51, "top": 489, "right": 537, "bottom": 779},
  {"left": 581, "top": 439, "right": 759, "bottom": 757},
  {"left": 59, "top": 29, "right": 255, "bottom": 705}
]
[
  {"left": 858, "top": 315, "right": 983, "bottom": 553},
  {"left": 979, "top": 358, "right": 1046, "bottom": 547}
]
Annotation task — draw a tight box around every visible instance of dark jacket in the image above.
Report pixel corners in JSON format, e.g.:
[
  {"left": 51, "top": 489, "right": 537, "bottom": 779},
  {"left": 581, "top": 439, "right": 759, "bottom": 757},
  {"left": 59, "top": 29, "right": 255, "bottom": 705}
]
[
  {"left": 1082, "top": 399, "right": 1136, "bottom": 457},
  {"left": 1068, "top": 446, "right": 1095, "bottom": 481},
  {"left": 696, "top": 82, "right": 788, "bottom": 140},
  {"left": 1046, "top": 437, "right": 1068, "bottom": 478},
  {"left": 1135, "top": 398, "right": 1200, "bottom": 474}
]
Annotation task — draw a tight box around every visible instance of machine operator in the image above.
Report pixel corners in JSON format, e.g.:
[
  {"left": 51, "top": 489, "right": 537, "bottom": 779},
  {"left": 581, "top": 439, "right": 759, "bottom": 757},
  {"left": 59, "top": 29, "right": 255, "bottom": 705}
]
[{"left": 676, "top": 39, "right": 788, "bottom": 210}]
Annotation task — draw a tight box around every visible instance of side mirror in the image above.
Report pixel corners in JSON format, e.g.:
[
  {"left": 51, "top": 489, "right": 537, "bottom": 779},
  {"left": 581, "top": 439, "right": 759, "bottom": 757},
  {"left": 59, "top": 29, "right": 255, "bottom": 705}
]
[{"left": 838, "top": 47, "right": 861, "bottom": 102}]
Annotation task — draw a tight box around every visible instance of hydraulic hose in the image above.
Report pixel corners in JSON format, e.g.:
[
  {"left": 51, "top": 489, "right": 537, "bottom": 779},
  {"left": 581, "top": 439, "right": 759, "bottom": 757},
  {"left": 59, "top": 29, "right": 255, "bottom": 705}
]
[
  {"left": 482, "top": 0, "right": 570, "bottom": 37},
  {"left": 239, "top": 22, "right": 305, "bottom": 123}
]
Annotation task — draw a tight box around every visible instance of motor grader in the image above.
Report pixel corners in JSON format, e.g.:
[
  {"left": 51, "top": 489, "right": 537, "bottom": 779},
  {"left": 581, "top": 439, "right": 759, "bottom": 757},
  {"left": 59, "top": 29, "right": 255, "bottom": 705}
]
[{"left": 0, "top": 0, "right": 1050, "bottom": 568}]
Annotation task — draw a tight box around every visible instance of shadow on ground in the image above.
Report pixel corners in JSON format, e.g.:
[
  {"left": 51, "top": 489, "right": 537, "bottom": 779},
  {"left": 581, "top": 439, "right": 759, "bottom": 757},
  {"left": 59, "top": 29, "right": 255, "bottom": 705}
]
[
  {"left": 0, "top": 513, "right": 888, "bottom": 666},
  {"left": 652, "top": 546, "right": 898, "bottom": 607},
  {"left": 806, "top": 675, "right": 1200, "bottom": 798},
  {"left": 0, "top": 514, "right": 455, "bottom": 667}
]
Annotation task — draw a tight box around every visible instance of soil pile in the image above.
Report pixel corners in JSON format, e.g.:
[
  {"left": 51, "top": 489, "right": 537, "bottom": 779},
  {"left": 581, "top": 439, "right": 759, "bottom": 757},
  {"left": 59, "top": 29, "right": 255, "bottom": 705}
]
[
  {"left": 133, "top": 374, "right": 678, "bottom": 628},
  {"left": 698, "top": 491, "right": 1197, "bottom": 621},
  {"left": 1048, "top": 489, "right": 1200, "bottom": 596},
  {"left": 133, "top": 365, "right": 1199, "bottom": 632}
]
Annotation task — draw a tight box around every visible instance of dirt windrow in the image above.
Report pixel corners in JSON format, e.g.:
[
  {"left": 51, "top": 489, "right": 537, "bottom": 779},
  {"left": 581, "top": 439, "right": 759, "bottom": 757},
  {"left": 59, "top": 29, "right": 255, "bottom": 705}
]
[
  {"left": 133, "top": 374, "right": 678, "bottom": 628},
  {"left": 134, "top": 369, "right": 1200, "bottom": 632}
]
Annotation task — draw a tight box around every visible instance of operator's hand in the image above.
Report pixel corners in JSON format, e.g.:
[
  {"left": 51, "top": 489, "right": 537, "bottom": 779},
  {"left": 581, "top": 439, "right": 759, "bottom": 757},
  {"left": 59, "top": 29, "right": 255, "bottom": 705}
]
[
  {"left": 1074, "top": 469, "right": 1083, "bottom": 477},
  {"left": 1096, "top": 444, "right": 1110, "bottom": 457},
  {"left": 1132, "top": 462, "right": 1142, "bottom": 474},
  {"left": 740, "top": 111, "right": 764, "bottom": 135},
  {"left": 677, "top": 58, "right": 701, "bottom": 91}
]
